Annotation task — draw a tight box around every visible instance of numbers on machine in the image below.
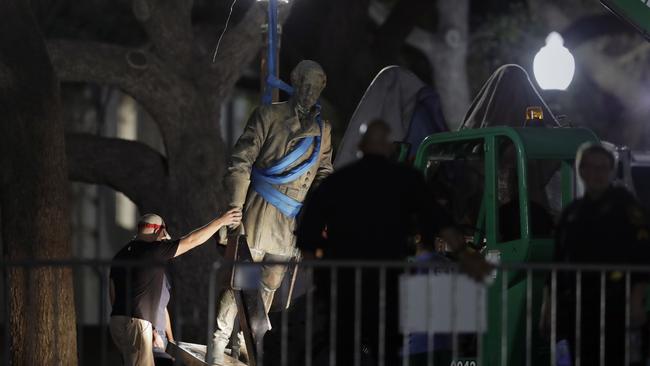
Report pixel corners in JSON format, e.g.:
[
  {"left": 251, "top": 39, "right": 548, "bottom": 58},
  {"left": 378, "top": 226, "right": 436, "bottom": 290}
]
[{"left": 450, "top": 361, "right": 477, "bottom": 366}]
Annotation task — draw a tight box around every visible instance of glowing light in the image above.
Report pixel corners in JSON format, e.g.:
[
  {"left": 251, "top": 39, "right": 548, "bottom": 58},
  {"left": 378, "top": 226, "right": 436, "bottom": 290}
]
[
  {"left": 533, "top": 32, "right": 575, "bottom": 90},
  {"left": 359, "top": 123, "right": 368, "bottom": 134}
]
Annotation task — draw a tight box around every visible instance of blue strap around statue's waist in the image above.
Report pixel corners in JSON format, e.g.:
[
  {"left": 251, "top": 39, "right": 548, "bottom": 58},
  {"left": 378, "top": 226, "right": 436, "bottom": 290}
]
[{"left": 252, "top": 118, "right": 322, "bottom": 218}]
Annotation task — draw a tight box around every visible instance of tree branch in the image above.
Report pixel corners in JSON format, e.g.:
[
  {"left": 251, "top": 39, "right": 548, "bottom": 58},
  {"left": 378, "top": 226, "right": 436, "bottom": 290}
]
[
  {"left": 406, "top": 27, "right": 437, "bottom": 57},
  {"left": 48, "top": 40, "right": 163, "bottom": 107},
  {"left": 66, "top": 133, "right": 167, "bottom": 211},
  {"left": 424, "top": 0, "right": 470, "bottom": 128},
  {"left": 49, "top": 40, "right": 203, "bottom": 156},
  {"left": 132, "top": 0, "right": 194, "bottom": 73}
]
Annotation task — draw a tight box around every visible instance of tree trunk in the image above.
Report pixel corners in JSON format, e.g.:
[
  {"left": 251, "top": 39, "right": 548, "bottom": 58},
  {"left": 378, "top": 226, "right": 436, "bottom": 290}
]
[{"left": 0, "top": 1, "right": 77, "bottom": 365}]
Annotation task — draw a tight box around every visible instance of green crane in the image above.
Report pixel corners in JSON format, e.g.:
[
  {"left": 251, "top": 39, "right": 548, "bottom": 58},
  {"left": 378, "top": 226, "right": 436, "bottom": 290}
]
[{"left": 413, "top": 126, "right": 599, "bottom": 365}]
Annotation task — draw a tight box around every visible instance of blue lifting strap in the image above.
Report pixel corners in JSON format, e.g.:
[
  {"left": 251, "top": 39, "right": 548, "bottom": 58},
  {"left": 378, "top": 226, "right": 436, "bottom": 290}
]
[
  {"left": 252, "top": 117, "right": 322, "bottom": 217},
  {"left": 267, "top": 75, "right": 294, "bottom": 95},
  {"left": 251, "top": 177, "right": 303, "bottom": 217},
  {"left": 263, "top": 0, "right": 282, "bottom": 105},
  {"left": 259, "top": 136, "right": 312, "bottom": 176}
]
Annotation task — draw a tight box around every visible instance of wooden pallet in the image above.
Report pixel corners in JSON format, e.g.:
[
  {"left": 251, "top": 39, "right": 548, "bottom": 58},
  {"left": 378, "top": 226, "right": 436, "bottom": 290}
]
[{"left": 166, "top": 341, "right": 246, "bottom": 366}]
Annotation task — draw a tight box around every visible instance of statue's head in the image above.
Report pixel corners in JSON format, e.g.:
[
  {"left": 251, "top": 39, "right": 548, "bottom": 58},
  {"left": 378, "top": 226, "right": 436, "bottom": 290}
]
[{"left": 290, "top": 60, "right": 326, "bottom": 110}]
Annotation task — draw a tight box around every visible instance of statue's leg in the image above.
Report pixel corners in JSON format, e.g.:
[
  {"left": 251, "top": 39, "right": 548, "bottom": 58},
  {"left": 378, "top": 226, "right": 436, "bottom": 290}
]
[
  {"left": 206, "top": 288, "right": 238, "bottom": 365},
  {"left": 260, "top": 253, "right": 290, "bottom": 313}
]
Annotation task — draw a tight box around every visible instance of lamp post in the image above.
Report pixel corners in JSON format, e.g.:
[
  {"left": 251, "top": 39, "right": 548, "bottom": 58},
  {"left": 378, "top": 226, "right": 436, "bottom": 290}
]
[
  {"left": 258, "top": 0, "right": 289, "bottom": 104},
  {"left": 533, "top": 32, "right": 575, "bottom": 90}
]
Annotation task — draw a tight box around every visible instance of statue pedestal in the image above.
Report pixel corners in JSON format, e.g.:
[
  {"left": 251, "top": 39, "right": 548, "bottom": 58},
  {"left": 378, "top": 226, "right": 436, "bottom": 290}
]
[{"left": 167, "top": 341, "right": 247, "bottom": 366}]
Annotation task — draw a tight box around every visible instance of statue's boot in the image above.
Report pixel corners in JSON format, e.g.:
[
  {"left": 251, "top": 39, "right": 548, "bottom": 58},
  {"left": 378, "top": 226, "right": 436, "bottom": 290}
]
[
  {"left": 233, "top": 331, "right": 249, "bottom": 363},
  {"left": 206, "top": 335, "right": 228, "bottom": 366}
]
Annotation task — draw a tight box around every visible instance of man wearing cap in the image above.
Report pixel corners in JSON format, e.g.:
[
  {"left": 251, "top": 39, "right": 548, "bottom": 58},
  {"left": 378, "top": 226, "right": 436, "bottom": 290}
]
[{"left": 109, "top": 209, "right": 241, "bottom": 366}]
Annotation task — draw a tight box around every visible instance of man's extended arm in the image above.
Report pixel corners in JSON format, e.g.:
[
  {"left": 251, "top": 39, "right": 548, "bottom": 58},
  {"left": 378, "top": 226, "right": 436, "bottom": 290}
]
[{"left": 175, "top": 209, "right": 242, "bottom": 257}]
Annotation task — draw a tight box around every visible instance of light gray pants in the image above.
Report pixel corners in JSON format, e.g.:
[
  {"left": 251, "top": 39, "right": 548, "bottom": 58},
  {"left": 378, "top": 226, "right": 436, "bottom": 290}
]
[{"left": 206, "top": 252, "right": 289, "bottom": 364}]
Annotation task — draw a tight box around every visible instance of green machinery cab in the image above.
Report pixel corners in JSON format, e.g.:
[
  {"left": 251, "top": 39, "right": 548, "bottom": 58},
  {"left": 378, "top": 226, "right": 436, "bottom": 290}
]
[{"left": 413, "top": 126, "right": 599, "bottom": 365}]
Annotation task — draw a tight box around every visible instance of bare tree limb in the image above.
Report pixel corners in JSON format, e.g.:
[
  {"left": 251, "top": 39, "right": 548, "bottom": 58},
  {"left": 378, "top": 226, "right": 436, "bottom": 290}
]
[
  {"left": 406, "top": 0, "right": 469, "bottom": 128},
  {"left": 66, "top": 133, "right": 167, "bottom": 211},
  {"left": 527, "top": 0, "right": 571, "bottom": 30},
  {"left": 48, "top": 40, "right": 204, "bottom": 155},
  {"left": 406, "top": 27, "right": 436, "bottom": 58},
  {"left": 368, "top": 1, "right": 390, "bottom": 24},
  {"left": 132, "top": 0, "right": 194, "bottom": 73},
  {"left": 617, "top": 42, "right": 650, "bottom": 66},
  {"left": 48, "top": 40, "right": 165, "bottom": 108}
]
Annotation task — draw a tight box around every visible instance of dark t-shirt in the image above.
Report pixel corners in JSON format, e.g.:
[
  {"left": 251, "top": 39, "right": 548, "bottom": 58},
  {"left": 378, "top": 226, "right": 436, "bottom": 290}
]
[
  {"left": 297, "top": 154, "right": 454, "bottom": 260},
  {"left": 110, "top": 239, "right": 179, "bottom": 324}
]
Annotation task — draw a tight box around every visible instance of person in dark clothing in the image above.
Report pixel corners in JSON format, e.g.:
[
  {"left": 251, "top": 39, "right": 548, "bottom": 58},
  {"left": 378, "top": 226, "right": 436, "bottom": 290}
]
[
  {"left": 498, "top": 141, "right": 555, "bottom": 242},
  {"left": 297, "top": 120, "right": 490, "bottom": 365},
  {"left": 109, "top": 209, "right": 241, "bottom": 366},
  {"left": 498, "top": 170, "right": 554, "bottom": 242},
  {"left": 540, "top": 143, "right": 650, "bottom": 366},
  {"left": 297, "top": 120, "right": 460, "bottom": 259},
  {"left": 499, "top": 199, "right": 554, "bottom": 241}
]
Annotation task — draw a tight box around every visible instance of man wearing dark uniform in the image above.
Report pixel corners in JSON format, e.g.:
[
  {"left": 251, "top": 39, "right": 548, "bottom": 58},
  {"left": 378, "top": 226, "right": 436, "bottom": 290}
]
[{"left": 542, "top": 143, "right": 650, "bottom": 365}]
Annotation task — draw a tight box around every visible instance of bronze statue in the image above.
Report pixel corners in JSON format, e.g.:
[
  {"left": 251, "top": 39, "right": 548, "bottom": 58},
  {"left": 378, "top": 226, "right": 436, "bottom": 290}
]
[{"left": 207, "top": 60, "right": 333, "bottom": 365}]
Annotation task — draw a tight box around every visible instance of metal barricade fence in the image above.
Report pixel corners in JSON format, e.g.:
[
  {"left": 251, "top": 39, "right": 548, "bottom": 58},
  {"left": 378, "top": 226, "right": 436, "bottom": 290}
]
[{"left": 0, "top": 259, "right": 649, "bottom": 366}]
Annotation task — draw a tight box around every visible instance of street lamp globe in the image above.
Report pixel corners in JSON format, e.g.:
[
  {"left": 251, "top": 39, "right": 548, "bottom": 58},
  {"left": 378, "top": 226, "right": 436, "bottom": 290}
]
[{"left": 533, "top": 32, "right": 575, "bottom": 90}]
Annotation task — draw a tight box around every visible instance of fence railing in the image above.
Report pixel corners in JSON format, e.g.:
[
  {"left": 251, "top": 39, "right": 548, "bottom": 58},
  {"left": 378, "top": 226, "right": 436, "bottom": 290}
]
[{"left": 1, "top": 259, "right": 649, "bottom": 366}]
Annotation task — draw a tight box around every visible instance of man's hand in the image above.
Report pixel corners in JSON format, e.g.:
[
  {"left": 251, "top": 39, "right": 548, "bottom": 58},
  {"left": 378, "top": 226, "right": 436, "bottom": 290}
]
[
  {"left": 218, "top": 208, "right": 243, "bottom": 228},
  {"left": 457, "top": 249, "right": 493, "bottom": 282},
  {"left": 153, "top": 330, "right": 165, "bottom": 349},
  {"left": 176, "top": 209, "right": 243, "bottom": 257}
]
